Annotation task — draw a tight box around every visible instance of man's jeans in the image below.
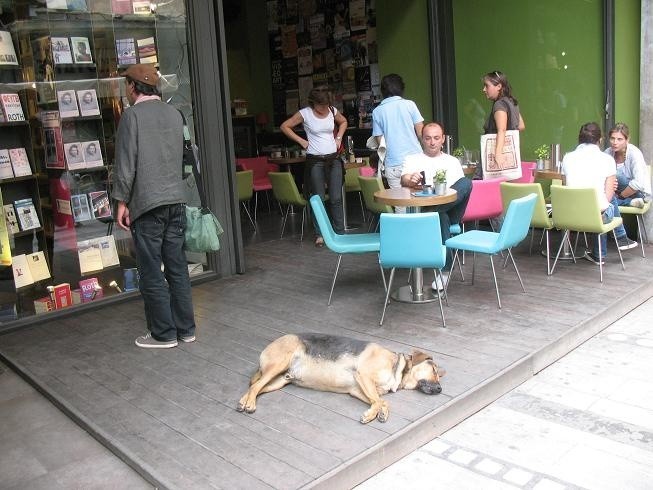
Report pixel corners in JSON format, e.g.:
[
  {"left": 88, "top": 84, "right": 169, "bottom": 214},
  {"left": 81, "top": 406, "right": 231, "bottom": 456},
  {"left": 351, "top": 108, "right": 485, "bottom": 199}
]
[
  {"left": 594, "top": 198, "right": 627, "bottom": 258},
  {"left": 383, "top": 165, "right": 405, "bottom": 213},
  {"left": 615, "top": 173, "right": 645, "bottom": 206},
  {"left": 131, "top": 203, "right": 196, "bottom": 341}
]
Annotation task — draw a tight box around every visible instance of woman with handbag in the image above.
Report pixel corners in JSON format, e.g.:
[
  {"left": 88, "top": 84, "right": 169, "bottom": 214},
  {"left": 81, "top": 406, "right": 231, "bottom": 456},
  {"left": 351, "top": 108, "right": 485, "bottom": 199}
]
[
  {"left": 478, "top": 70, "right": 526, "bottom": 178},
  {"left": 280, "top": 86, "right": 348, "bottom": 246}
]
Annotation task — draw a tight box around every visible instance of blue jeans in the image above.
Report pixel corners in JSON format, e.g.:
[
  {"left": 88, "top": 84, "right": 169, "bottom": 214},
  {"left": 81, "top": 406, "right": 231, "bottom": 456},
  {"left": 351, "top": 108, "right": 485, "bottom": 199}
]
[
  {"left": 307, "top": 156, "right": 344, "bottom": 235},
  {"left": 425, "top": 178, "right": 473, "bottom": 270},
  {"left": 131, "top": 203, "right": 196, "bottom": 341},
  {"left": 594, "top": 197, "right": 627, "bottom": 258},
  {"left": 615, "top": 173, "right": 645, "bottom": 206}
]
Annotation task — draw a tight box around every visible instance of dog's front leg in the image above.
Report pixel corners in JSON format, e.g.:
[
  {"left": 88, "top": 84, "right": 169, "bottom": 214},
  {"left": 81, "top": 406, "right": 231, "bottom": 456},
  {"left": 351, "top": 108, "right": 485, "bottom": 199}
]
[{"left": 353, "top": 373, "right": 388, "bottom": 423}]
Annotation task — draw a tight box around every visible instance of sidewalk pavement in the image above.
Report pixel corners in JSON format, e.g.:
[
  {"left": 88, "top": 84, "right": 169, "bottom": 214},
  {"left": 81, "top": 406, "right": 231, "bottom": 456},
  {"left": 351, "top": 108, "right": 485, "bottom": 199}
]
[{"left": 357, "top": 297, "right": 653, "bottom": 490}]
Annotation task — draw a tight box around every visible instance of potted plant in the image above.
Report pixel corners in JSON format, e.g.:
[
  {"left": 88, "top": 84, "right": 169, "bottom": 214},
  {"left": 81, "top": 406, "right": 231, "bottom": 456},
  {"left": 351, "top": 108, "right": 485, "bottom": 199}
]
[
  {"left": 452, "top": 147, "right": 465, "bottom": 164},
  {"left": 433, "top": 169, "right": 447, "bottom": 195},
  {"left": 534, "top": 144, "right": 550, "bottom": 170}
]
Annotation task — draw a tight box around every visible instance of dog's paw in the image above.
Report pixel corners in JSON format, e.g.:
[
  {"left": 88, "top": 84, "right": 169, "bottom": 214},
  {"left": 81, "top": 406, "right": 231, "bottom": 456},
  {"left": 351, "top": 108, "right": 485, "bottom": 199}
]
[
  {"left": 377, "top": 409, "right": 388, "bottom": 423},
  {"left": 360, "top": 409, "right": 377, "bottom": 424},
  {"left": 236, "top": 403, "right": 245, "bottom": 412}
]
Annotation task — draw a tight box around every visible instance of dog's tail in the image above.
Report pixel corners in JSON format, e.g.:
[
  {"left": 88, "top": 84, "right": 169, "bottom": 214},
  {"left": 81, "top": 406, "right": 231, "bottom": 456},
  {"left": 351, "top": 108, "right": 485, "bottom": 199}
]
[{"left": 250, "top": 369, "right": 262, "bottom": 386}]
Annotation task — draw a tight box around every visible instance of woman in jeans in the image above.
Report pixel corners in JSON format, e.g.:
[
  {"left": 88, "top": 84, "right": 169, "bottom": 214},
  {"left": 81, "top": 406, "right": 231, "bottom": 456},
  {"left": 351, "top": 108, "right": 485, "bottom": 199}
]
[{"left": 281, "top": 87, "right": 347, "bottom": 246}]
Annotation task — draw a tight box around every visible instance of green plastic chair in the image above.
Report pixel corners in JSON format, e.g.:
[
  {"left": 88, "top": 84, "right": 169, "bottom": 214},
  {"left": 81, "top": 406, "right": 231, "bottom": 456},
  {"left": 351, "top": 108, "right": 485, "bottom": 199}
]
[
  {"left": 236, "top": 170, "right": 256, "bottom": 230},
  {"left": 501, "top": 182, "right": 554, "bottom": 274},
  {"left": 358, "top": 175, "right": 393, "bottom": 231},
  {"left": 344, "top": 166, "right": 366, "bottom": 222},
  {"left": 549, "top": 185, "right": 625, "bottom": 282},
  {"left": 617, "top": 165, "right": 651, "bottom": 258},
  {"left": 268, "top": 171, "right": 307, "bottom": 240}
]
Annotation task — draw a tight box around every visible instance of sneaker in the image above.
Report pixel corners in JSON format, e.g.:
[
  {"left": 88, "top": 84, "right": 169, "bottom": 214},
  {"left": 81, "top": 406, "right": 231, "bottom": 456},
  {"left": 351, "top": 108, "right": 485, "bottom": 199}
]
[
  {"left": 315, "top": 236, "right": 325, "bottom": 247},
  {"left": 135, "top": 332, "right": 177, "bottom": 349},
  {"left": 431, "top": 271, "right": 450, "bottom": 291},
  {"left": 178, "top": 335, "right": 196, "bottom": 343},
  {"left": 617, "top": 236, "right": 638, "bottom": 251},
  {"left": 630, "top": 198, "right": 645, "bottom": 209},
  {"left": 583, "top": 250, "right": 605, "bottom": 265}
]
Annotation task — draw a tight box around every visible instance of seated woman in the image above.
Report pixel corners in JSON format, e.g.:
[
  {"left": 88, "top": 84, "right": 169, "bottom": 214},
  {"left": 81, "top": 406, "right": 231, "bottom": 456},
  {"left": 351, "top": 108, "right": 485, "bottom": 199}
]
[{"left": 604, "top": 122, "right": 651, "bottom": 208}]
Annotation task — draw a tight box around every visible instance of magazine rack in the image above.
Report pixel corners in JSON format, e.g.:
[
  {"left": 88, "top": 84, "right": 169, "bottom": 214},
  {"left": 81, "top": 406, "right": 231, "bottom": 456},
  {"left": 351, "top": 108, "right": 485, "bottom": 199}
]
[{"left": 0, "top": 1, "right": 192, "bottom": 324}]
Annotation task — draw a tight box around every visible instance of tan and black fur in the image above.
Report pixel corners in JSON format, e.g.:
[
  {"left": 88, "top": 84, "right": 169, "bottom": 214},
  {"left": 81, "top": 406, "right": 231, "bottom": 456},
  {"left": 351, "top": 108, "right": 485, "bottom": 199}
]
[{"left": 237, "top": 333, "right": 446, "bottom": 423}]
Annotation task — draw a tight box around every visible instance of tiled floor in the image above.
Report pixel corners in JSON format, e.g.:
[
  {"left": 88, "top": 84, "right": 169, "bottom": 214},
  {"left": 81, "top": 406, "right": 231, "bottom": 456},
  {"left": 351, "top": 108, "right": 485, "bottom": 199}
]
[
  {"left": 0, "top": 361, "right": 152, "bottom": 490},
  {"left": 357, "top": 297, "right": 653, "bottom": 490}
]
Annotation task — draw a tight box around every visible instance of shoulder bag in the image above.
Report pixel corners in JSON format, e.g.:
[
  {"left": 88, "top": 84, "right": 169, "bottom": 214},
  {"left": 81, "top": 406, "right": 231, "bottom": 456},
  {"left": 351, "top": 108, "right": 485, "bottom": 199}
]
[{"left": 179, "top": 111, "right": 224, "bottom": 253}]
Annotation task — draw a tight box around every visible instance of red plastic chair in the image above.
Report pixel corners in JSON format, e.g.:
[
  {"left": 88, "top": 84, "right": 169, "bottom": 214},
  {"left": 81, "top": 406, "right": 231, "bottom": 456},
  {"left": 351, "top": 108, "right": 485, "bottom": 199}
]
[
  {"left": 509, "top": 161, "right": 537, "bottom": 184},
  {"left": 236, "top": 157, "right": 280, "bottom": 221}
]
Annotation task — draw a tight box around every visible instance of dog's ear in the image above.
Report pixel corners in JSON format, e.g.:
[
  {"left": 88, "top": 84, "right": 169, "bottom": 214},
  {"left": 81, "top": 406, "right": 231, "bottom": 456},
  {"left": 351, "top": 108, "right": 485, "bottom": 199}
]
[
  {"left": 411, "top": 350, "right": 433, "bottom": 365},
  {"left": 437, "top": 366, "right": 446, "bottom": 377}
]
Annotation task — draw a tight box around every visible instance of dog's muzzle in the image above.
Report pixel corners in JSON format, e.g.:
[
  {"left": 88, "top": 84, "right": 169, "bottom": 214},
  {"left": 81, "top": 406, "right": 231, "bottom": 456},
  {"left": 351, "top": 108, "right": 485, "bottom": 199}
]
[{"left": 417, "top": 379, "right": 442, "bottom": 395}]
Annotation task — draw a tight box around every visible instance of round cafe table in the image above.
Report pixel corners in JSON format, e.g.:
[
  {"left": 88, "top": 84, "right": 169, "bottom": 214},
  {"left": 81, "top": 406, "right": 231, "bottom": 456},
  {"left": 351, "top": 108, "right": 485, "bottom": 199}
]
[{"left": 374, "top": 187, "right": 457, "bottom": 304}]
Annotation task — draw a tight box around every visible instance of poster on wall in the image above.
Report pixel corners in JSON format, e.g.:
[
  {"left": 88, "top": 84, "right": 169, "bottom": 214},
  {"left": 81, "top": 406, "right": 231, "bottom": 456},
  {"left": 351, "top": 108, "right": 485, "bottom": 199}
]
[
  {"left": 267, "top": 0, "right": 279, "bottom": 32},
  {"left": 349, "top": 0, "right": 367, "bottom": 31},
  {"left": 281, "top": 25, "right": 298, "bottom": 58},
  {"left": 298, "top": 76, "right": 313, "bottom": 108},
  {"left": 309, "top": 13, "right": 327, "bottom": 49},
  {"left": 297, "top": 46, "right": 312, "bottom": 76}
]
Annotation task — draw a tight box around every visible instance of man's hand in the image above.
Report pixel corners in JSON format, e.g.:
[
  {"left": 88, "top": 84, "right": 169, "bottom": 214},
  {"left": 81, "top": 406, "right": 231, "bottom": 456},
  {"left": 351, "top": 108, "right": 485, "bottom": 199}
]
[
  {"left": 116, "top": 201, "right": 131, "bottom": 231},
  {"left": 401, "top": 172, "right": 423, "bottom": 188}
]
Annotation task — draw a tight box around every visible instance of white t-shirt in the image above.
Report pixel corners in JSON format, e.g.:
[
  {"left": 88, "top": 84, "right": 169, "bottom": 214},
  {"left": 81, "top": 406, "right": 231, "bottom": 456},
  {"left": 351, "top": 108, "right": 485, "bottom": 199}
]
[
  {"left": 402, "top": 152, "right": 464, "bottom": 186},
  {"left": 299, "top": 106, "right": 338, "bottom": 156},
  {"left": 561, "top": 143, "right": 616, "bottom": 211}
]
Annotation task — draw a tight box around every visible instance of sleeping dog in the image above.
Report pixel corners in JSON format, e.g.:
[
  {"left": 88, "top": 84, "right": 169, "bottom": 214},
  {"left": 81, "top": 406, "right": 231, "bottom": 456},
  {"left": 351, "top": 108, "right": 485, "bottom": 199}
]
[{"left": 237, "top": 333, "right": 445, "bottom": 423}]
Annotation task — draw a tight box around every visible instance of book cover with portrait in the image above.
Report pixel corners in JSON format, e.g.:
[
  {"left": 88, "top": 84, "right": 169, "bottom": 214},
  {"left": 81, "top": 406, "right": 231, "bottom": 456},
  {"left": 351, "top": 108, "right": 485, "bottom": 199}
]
[
  {"left": 70, "top": 36, "right": 93, "bottom": 64},
  {"left": 89, "top": 190, "right": 111, "bottom": 219},
  {"left": 64, "top": 142, "right": 85, "bottom": 170},
  {"left": 57, "top": 89, "right": 79, "bottom": 118},
  {"left": 76, "top": 89, "right": 100, "bottom": 116},
  {"left": 82, "top": 140, "right": 103, "bottom": 167}
]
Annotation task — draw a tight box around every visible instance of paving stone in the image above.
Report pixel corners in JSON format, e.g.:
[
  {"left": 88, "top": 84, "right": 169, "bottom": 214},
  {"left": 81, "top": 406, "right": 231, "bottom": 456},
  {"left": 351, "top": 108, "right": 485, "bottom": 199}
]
[
  {"left": 474, "top": 458, "right": 504, "bottom": 475},
  {"left": 448, "top": 448, "right": 477, "bottom": 465},
  {"left": 503, "top": 467, "right": 533, "bottom": 486}
]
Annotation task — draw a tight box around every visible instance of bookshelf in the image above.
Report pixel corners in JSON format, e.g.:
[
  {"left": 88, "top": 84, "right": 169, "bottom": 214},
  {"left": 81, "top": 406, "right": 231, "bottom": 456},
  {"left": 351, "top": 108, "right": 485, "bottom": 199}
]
[{"left": 0, "top": 0, "right": 192, "bottom": 322}]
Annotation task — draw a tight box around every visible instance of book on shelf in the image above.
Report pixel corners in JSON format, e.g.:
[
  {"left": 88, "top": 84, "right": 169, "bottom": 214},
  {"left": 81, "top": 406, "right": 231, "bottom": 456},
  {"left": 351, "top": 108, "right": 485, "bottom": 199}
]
[
  {"left": 70, "top": 36, "right": 93, "bottom": 64},
  {"left": 3, "top": 204, "right": 19, "bottom": 234},
  {"left": 132, "top": 0, "right": 151, "bottom": 15},
  {"left": 66, "top": 0, "right": 88, "bottom": 11},
  {"left": 76, "top": 89, "right": 100, "bottom": 116},
  {"left": 136, "top": 36, "right": 157, "bottom": 64},
  {"left": 41, "top": 110, "right": 66, "bottom": 169},
  {"left": 57, "top": 89, "right": 79, "bottom": 118},
  {"left": 0, "top": 198, "right": 11, "bottom": 266},
  {"left": 0, "top": 93, "right": 26, "bottom": 122},
  {"left": 53, "top": 283, "right": 73, "bottom": 309},
  {"left": 11, "top": 254, "right": 33, "bottom": 288},
  {"left": 97, "top": 235, "right": 120, "bottom": 268},
  {"left": 82, "top": 140, "right": 103, "bottom": 167},
  {"left": 79, "top": 277, "right": 103, "bottom": 302},
  {"left": 71, "top": 289, "right": 82, "bottom": 305},
  {"left": 46, "top": 0, "right": 68, "bottom": 8},
  {"left": 77, "top": 238, "right": 103, "bottom": 274},
  {"left": 64, "top": 142, "right": 85, "bottom": 170},
  {"left": 0, "top": 149, "right": 14, "bottom": 179},
  {"left": 8, "top": 148, "right": 32, "bottom": 177},
  {"left": 115, "top": 38, "right": 137, "bottom": 65},
  {"left": 14, "top": 198, "right": 41, "bottom": 231},
  {"left": 0, "top": 30, "right": 19, "bottom": 66},
  {"left": 50, "top": 37, "right": 73, "bottom": 64},
  {"left": 26, "top": 251, "right": 51, "bottom": 282},
  {"left": 70, "top": 193, "right": 93, "bottom": 222},
  {"left": 89, "top": 190, "right": 111, "bottom": 218},
  {"left": 34, "top": 296, "right": 55, "bottom": 314},
  {"left": 112, "top": 0, "right": 133, "bottom": 15}
]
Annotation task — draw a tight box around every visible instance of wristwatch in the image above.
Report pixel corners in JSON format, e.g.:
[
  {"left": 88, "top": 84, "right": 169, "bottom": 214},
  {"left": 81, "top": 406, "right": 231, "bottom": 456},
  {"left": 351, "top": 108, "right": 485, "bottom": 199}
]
[{"left": 335, "top": 136, "right": 342, "bottom": 140}]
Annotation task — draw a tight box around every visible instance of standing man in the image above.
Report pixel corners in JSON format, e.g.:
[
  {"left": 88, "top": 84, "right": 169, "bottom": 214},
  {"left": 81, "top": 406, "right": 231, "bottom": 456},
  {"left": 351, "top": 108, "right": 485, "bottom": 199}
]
[
  {"left": 113, "top": 64, "right": 196, "bottom": 349},
  {"left": 561, "top": 122, "right": 637, "bottom": 265},
  {"left": 372, "top": 73, "right": 424, "bottom": 212},
  {"left": 401, "top": 122, "right": 472, "bottom": 290}
]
